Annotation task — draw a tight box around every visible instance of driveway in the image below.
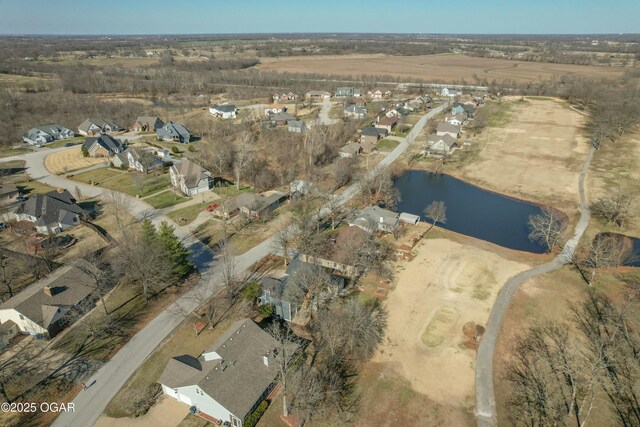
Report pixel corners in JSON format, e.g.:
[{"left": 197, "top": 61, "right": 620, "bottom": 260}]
[{"left": 93, "top": 396, "right": 188, "bottom": 427}]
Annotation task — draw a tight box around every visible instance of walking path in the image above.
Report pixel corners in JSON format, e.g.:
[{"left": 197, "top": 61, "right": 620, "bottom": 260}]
[{"left": 475, "top": 146, "right": 595, "bottom": 426}]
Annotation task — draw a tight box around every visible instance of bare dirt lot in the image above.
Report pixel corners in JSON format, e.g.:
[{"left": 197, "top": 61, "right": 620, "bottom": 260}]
[
  {"left": 45, "top": 148, "right": 107, "bottom": 174},
  {"left": 453, "top": 97, "right": 589, "bottom": 213},
  {"left": 258, "top": 54, "right": 624, "bottom": 84},
  {"left": 373, "top": 232, "right": 531, "bottom": 410}
]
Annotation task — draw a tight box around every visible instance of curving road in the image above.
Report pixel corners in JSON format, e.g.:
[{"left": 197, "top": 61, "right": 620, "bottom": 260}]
[{"left": 475, "top": 146, "right": 595, "bottom": 426}]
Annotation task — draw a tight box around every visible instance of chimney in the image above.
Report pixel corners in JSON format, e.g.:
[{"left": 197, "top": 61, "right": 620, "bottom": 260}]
[
  {"left": 379, "top": 216, "right": 384, "bottom": 223},
  {"left": 43, "top": 286, "right": 54, "bottom": 297}
]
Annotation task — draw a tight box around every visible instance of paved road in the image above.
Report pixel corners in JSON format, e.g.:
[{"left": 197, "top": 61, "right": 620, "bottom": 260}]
[
  {"left": 475, "top": 146, "right": 595, "bottom": 427},
  {"left": 43, "top": 103, "right": 447, "bottom": 427}
]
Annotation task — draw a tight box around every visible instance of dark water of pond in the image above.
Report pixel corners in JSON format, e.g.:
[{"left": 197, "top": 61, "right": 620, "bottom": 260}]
[
  {"left": 597, "top": 233, "right": 640, "bottom": 268},
  {"left": 394, "top": 170, "right": 548, "bottom": 253}
]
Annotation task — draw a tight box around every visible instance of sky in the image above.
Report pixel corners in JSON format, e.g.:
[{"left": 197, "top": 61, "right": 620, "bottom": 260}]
[{"left": 0, "top": 0, "right": 639, "bottom": 35}]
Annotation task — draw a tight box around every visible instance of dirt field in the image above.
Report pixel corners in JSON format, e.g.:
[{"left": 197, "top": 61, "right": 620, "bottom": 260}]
[
  {"left": 258, "top": 54, "right": 623, "bottom": 84},
  {"left": 45, "top": 148, "right": 107, "bottom": 174},
  {"left": 373, "top": 233, "right": 531, "bottom": 408},
  {"left": 453, "top": 97, "right": 589, "bottom": 213}
]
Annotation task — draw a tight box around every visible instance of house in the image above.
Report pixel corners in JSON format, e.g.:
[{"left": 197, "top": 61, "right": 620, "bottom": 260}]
[
  {"left": 368, "top": 88, "right": 391, "bottom": 99},
  {"left": 451, "top": 105, "right": 466, "bottom": 115},
  {"left": 287, "top": 120, "right": 306, "bottom": 133},
  {"left": 78, "top": 119, "right": 119, "bottom": 136},
  {"left": 123, "top": 147, "right": 163, "bottom": 173},
  {"left": 23, "top": 124, "right": 74, "bottom": 146},
  {"left": 209, "top": 104, "right": 238, "bottom": 119},
  {"left": 158, "top": 318, "right": 298, "bottom": 427},
  {"left": 272, "top": 92, "right": 297, "bottom": 102},
  {"left": 344, "top": 104, "right": 368, "bottom": 118},
  {"left": 170, "top": 160, "right": 212, "bottom": 196},
  {"left": 445, "top": 113, "right": 466, "bottom": 126},
  {"left": 305, "top": 90, "right": 331, "bottom": 100},
  {"left": 427, "top": 134, "right": 458, "bottom": 156},
  {"left": 360, "top": 126, "right": 387, "bottom": 145},
  {"left": 289, "top": 180, "right": 316, "bottom": 198},
  {"left": 335, "top": 87, "right": 361, "bottom": 98},
  {"left": 437, "top": 122, "right": 461, "bottom": 139},
  {"left": 132, "top": 116, "right": 164, "bottom": 132},
  {"left": 0, "top": 320, "right": 19, "bottom": 349},
  {"left": 0, "top": 183, "right": 20, "bottom": 204},
  {"left": 348, "top": 205, "right": 400, "bottom": 234},
  {"left": 0, "top": 260, "right": 99, "bottom": 339},
  {"left": 375, "top": 116, "right": 399, "bottom": 133},
  {"left": 83, "top": 134, "right": 125, "bottom": 158},
  {"left": 235, "top": 192, "right": 287, "bottom": 218},
  {"left": 260, "top": 257, "right": 346, "bottom": 322},
  {"left": 338, "top": 143, "right": 362, "bottom": 158},
  {"left": 211, "top": 198, "right": 240, "bottom": 220},
  {"left": 441, "top": 87, "right": 462, "bottom": 97},
  {"left": 14, "top": 189, "right": 84, "bottom": 235},
  {"left": 264, "top": 104, "right": 285, "bottom": 116},
  {"left": 156, "top": 122, "right": 191, "bottom": 144},
  {"left": 269, "top": 112, "right": 297, "bottom": 126},
  {"left": 111, "top": 152, "right": 128, "bottom": 169}
]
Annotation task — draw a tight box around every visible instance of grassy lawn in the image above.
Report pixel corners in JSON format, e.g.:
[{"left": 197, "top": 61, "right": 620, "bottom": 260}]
[
  {"left": 212, "top": 184, "right": 252, "bottom": 198},
  {"left": 484, "top": 100, "right": 514, "bottom": 128},
  {"left": 144, "top": 191, "right": 190, "bottom": 209},
  {"left": 0, "top": 147, "right": 31, "bottom": 158},
  {"left": 0, "top": 160, "right": 58, "bottom": 195},
  {"left": 72, "top": 171, "right": 171, "bottom": 197},
  {"left": 70, "top": 168, "right": 124, "bottom": 184},
  {"left": 166, "top": 202, "right": 210, "bottom": 225},
  {"left": 376, "top": 138, "right": 401, "bottom": 151},
  {"left": 44, "top": 137, "right": 85, "bottom": 149}
]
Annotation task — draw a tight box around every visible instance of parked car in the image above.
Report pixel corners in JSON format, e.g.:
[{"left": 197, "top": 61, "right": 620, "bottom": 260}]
[
  {"left": 64, "top": 142, "right": 76, "bottom": 147},
  {"left": 204, "top": 203, "right": 219, "bottom": 212}
]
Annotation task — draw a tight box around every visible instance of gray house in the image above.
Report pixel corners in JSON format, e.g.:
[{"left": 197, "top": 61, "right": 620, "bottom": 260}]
[
  {"left": 287, "top": 120, "right": 306, "bottom": 133},
  {"left": 209, "top": 104, "right": 238, "bottom": 119},
  {"left": 14, "top": 189, "right": 84, "bottom": 235},
  {"left": 158, "top": 318, "right": 298, "bottom": 427},
  {"left": 344, "top": 104, "right": 368, "bottom": 118},
  {"left": 348, "top": 205, "right": 400, "bottom": 233},
  {"left": 83, "top": 134, "right": 125, "bottom": 158},
  {"left": 23, "top": 124, "right": 74, "bottom": 146},
  {"left": 78, "top": 119, "right": 119, "bottom": 136},
  {"left": 335, "top": 87, "right": 361, "bottom": 98},
  {"left": 169, "top": 159, "right": 212, "bottom": 196},
  {"left": 156, "top": 122, "right": 191, "bottom": 143},
  {"left": 132, "top": 116, "right": 164, "bottom": 132},
  {"left": 260, "top": 257, "right": 345, "bottom": 322}
]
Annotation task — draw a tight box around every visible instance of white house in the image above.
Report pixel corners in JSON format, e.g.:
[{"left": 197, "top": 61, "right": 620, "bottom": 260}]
[
  {"left": 263, "top": 104, "right": 286, "bottom": 116},
  {"left": 209, "top": 104, "right": 238, "bottom": 119},
  {"left": 170, "top": 159, "right": 212, "bottom": 196},
  {"left": 158, "top": 319, "right": 298, "bottom": 427},
  {"left": 23, "top": 124, "right": 74, "bottom": 146},
  {"left": 441, "top": 87, "right": 462, "bottom": 97},
  {"left": 0, "top": 260, "right": 98, "bottom": 338},
  {"left": 437, "top": 122, "right": 461, "bottom": 139},
  {"left": 445, "top": 113, "right": 466, "bottom": 126}
]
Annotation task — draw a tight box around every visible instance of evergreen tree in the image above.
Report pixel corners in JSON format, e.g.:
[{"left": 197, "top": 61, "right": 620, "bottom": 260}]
[
  {"left": 140, "top": 218, "right": 157, "bottom": 245},
  {"left": 157, "top": 221, "right": 192, "bottom": 277}
]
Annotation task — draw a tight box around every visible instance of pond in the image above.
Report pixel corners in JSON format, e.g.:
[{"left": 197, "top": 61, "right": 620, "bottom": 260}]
[
  {"left": 394, "top": 170, "right": 548, "bottom": 253},
  {"left": 596, "top": 233, "right": 640, "bottom": 268}
]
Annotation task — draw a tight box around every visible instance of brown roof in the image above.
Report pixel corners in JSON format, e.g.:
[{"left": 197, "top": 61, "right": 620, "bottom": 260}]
[
  {"left": 0, "top": 260, "right": 97, "bottom": 328},
  {"left": 173, "top": 160, "right": 211, "bottom": 188},
  {"left": 158, "top": 319, "right": 298, "bottom": 419},
  {"left": 377, "top": 116, "right": 399, "bottom": 126}
]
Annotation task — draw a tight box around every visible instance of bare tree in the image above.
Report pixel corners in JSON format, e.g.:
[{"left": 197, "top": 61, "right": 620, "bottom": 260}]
[
  {"left": 528, "top": 208, "right": 566, "bottom": 252},
  {"left": 356, "top": 166, "right": 400, "bottom": 208},
  {"left": 217, "top": 237, "right": 238, "bottom": 296},
  {"left": 582, "top": 234, "right": 634, "bottom": 284},
  {"left": 273, "top": 226, "right": 295, "bottom": 267},
  {"left": 233, "top": 130, "right": 252, "bottom": 190},
  {"left": 424, "top": 200, "right": 447, "bottom": 232},
  {"left": 78, "top": 253, "right": 116, "bottom": 316},
  {"left": 103, "top": 190, "right": 132, "bottom": 239},
  {"left": 266, "top": 321, "right": 302, "bottom": 418},
  {"left": 0, "top": 251, "right": 18, "bottom": 301},
  {"left": 591, "top": 190, "right": 634, "bottom": 228}
]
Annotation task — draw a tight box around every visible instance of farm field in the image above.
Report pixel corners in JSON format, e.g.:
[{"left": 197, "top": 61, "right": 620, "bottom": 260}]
[
  {"left": 450, "top": 97, "right": 589, "bottom": 212},
  {"left": 372, "top": 231, "right": 532, "bottom": 415},
  {"left": 258, "top": 54, "right": 624, "bottom": 84}
]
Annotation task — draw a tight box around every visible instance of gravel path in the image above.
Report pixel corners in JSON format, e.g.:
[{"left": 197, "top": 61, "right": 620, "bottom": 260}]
[{"left": 475, "top": 146, "right": 595, "bottom": 426}]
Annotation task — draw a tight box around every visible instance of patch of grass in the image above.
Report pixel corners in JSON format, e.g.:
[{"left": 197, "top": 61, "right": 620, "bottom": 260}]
[
  {"left": 421, "top": 306, "right": 459, "bottom": 347},
  {"left": 145, "top": 191, "right": 190, "bottom": 209},
  {"left": 525, "top": 96, "right": 556, "bottom": 101},
  {"left": 0, "top": 147, "right": 31, "bottom": 159},
  {"left": 484, "top": 101, "right": 514, "bottom": 128},
  {"left": 166, "top": 202, "right": 209, "bottom": 225},
  {"left": 43, "top": 137, "right": 85, "bottom": 149},
  {"left": 75, "top": 171, "right": 171, "bottom": 197},
  {"left": 70, "top": 168, "right": 123, "bottom": 184},
  {"left": 377, "top": 138, "right": 401, "bottom": 151},
  {"left": 213, "top": 184, "right": 252, "bottom": 198}
]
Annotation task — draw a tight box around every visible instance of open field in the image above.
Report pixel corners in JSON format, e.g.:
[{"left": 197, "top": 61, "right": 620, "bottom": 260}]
[
  {"left": 45, "top": 148, "right": 107, "bottom": 174},
  {"left": 258, "top": 54, "right": 624, "bottom": 84},
  {"left": 450, "top": 98, "right": 589, "bottom": 212},
  {"left": 71, "top": 170, "right": 171, "bottom": 198},
  {"left": 373, "top": 229, "right": 532, "bottom": 412}
]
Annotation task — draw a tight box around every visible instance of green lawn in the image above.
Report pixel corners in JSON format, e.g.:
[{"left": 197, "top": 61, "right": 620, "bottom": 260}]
[
  {"left": 166, "top": 202, "right": 210, "bottom": 225},
  {"left": 70, "top": 168, "right": 124, "bottom": 184},
  {"left": 0, "top": 147, "right": 32, "bottom": 159},
  {"left": 0, "top": 160, "right": 57, "bottom": 195},
  {"left": 212, "top": 184, "right": 252, "bottom": 198},
  {"left": 73, "top": 171, "right": 171, "bottom": 198},
  {"left": 144, "top": 191, "right": 190, "bottom": 209},
  {"left": 377, "top": 138, "right": 401, "bottom": 151},
  {"left": 44, "top": 137, "right": 85, "bottom": 149}
]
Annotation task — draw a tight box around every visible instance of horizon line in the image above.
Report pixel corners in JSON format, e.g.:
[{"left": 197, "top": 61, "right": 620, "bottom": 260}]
[{"left": 0, "top": 32, "right": 638, "bottom": 37}]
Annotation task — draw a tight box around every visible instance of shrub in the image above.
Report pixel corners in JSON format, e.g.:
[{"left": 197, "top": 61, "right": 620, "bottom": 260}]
[
  {"left": 257, "top": 304, "right": 274, "bottom": 318},
  {"left": 81, "top": 145, "right": 89, "bottom": 157},
  {"left": 241, "top": 282, "right": 261, "bottom": 303},
  {"left": 171, "top": 146, "right": 180, "bottom": 154},
  {"left": 187, "top": 144, "right": 196, "bottom": 152},
  {"left": 244, "top": 401, "right": 268, "bottom": 427}
]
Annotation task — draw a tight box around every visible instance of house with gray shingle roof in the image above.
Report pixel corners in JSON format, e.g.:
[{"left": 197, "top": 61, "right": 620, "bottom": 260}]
[
  {"left": 83, "top": 134, "right": 125, "bottom": 158},
  {"left": 23, "top": 124, "right": 74, "bottom": 146},
  {"left": 209, "top": 104, "right": 238, "bottom": 119},
  {"left": 78, "top": 118, "right": 120, "bottom": 136},
  {"left": 344, "top": 104, "right": 368, "bottom": 118},
  {"left": 426, "top": 133, "right": 458, "bottom": 156},
  {"left": 158, "top": 318, "right": 298, "bottom": 426},
  {"left": 436, "top": 122, "right": 461, "bottom": 138},
  {"left": 14, "top": 189, "right": 84, "bottom": 235},
  {"left": 0, "top": 260, "right": 99, "bottom": 338},
  {"left": 348, "top": 205, "right": 400, "bottom": 233},
  {"left": 132, "top": 116, "right": 164, "bottom": 132},
  {"left": 156, "top": 122, "right": 191, "bottom": 144},
  {"left": 169, "top": 159, "right": 211, "bottom": 196},
  {"left": 287, "top": 120, "right": 306, "bottom": 133}
]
